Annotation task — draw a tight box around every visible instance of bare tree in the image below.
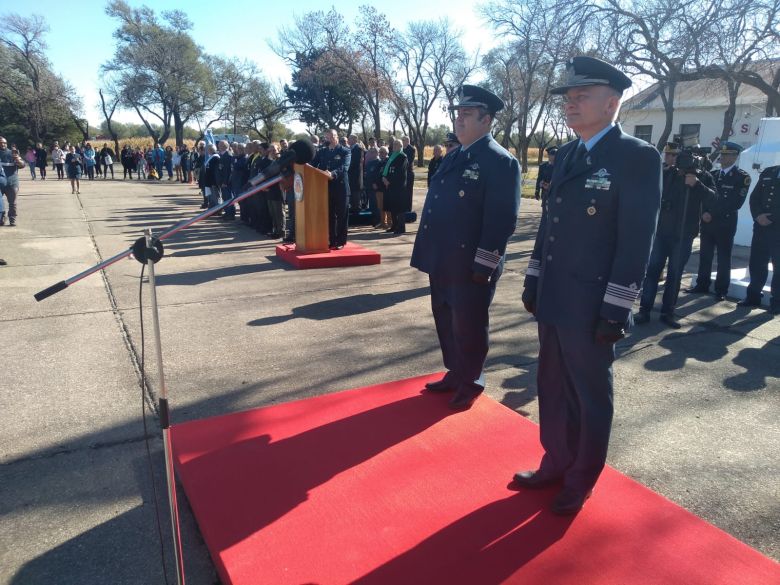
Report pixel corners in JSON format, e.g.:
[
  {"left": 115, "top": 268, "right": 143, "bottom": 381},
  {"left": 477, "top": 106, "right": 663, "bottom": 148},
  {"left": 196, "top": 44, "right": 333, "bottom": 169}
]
[
  {"left": 480, "top": 0, "right": 586, "bottom": 170},
  {"left": 390, "top": 19, "right": 467, "bottom": 165},
  {"left": 99, "top": 87, "right": 121, "bottom": 156}
]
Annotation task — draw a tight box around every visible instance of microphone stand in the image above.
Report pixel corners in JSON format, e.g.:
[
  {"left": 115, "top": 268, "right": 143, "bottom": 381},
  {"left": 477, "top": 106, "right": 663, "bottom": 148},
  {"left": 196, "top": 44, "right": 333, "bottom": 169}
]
[{"left": 33, "top": 172, "right": 288, "bottom": 585}]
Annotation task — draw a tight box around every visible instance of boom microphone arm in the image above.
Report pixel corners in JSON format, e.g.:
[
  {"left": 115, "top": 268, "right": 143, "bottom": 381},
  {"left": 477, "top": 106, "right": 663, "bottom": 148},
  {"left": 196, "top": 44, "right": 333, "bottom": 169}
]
[{"left": 34, "top": 139, "right": 315, "bottom": 302}]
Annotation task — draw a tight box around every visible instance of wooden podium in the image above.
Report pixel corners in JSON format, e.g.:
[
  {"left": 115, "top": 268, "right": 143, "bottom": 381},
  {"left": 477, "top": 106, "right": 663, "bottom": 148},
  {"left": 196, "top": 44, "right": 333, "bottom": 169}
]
[{"left": 293, "top": 163, "right": 330, "bottom": 253}]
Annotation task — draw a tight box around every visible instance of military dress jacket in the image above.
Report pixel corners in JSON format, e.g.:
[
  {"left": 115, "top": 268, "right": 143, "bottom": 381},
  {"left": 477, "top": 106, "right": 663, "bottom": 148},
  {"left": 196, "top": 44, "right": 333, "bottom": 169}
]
[
  {"left": 523, "top": 125, "right": 662, "bottom": 329},
  {"left": 316, "top": 145, "right": 352, "bottom": 197},
  {"left": 703, "top": 166, "right": 751, "bottom": 232},
  {"left": 535, "top": 161, "right": 554, "bottom": 200},
  {"left": 410, "top": 134, "right": 521, "bottom": 283},
  {"left": 749, "top": 165, "right": 780, "bottom": 233}
]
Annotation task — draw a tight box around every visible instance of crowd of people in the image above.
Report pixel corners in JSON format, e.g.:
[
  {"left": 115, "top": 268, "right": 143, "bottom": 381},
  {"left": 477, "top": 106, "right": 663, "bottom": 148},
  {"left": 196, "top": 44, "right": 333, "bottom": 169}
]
[{"left": 189, "top": 132, "right": 437, "bottom": 247}]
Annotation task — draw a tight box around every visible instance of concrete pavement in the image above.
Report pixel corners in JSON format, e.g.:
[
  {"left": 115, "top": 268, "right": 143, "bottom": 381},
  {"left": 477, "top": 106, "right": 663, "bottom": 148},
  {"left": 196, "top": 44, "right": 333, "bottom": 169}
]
[{"left": 1, "top": 173, "right": 778, "bottom": 584}]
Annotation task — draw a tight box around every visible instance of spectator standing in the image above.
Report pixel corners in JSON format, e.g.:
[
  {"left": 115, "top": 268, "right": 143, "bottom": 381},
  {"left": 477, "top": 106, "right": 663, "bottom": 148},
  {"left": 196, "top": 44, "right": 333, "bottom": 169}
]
[
  {"left": 363, "top": 146, "right": 382, "bottom": 227},
  {"left": 134, "top": 148, "right": 146, "bottom": 180},
  {"left": 373, "top": 146, "right": 391, "bottom": 228},
  {"left": 402, "top": 136, "right": 416, "bottom": 214},
  {"left": 173, "top": 147, "right": 182, "bottom": 182},
  {"left": 427, "top": 144, "right": 444, "bottom": 186},
  {"left": 230, "top": 143, "right": 249, "bottom": 222},
  {"left": 265, "top": 143, "right": 284, "bottom": 238},
  {"left": 153, "top": 143, "right": 165, "bottom": 179},
  {"left": 382, "top": 138, "right": 408, "bottom": 235},
  {"left": 348, "top": 134, "right": 365, "bottom": 211},
  {"left": 100, "top": 143, "right": 115, "bottom": 179},
  {"left": 25, "top": 147, "right": 37, "bottom": 179},
  {"left": 120, "top": 145, "right": 134, "bottom": 179},
  {"left": 0, "top": 136, "right": 25, "bottom": 226},
  {"left": 52, "top": 143, "right": 65, "bottom": 179},
  {"left": 217, "top": 141, "right": 233, "bottom": 218},
  {"left": 164, "top": 145, "right": 174, "bottom": 180},
  {"left": 83, "top": 143, "right": 96, "bottom": 180},
  {"left": 65, "top": 145, "right": 83, "bottom": 194},
  {"left": 203, "top": 144, "right": 221, "bottom": 209},
  {"left": 181, "top": 145, "right": 192, "bottom": 183},
  {"left": 35, "top": 142, "right": 47, "bottom": 180}
]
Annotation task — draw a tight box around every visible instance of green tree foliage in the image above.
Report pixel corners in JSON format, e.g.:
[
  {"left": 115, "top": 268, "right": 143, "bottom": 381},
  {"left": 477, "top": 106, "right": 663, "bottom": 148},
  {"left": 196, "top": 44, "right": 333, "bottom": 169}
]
[
  {"left": 285, "top": 48, "right": 363, "bottom": 133},
  {"left": 103, "top": 1, "right": 216, "bottom": 145},
  {"left": 0, "top": 15, "right": 82, "bottom": 147}
]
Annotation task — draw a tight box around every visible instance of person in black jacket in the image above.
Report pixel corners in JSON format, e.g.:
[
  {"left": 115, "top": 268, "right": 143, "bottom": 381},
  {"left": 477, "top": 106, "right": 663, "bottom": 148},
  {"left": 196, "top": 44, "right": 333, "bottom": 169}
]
[
  {"left": 35, "top": 142, "right": 47, "bottom": 180},
  {"left": 402, "top": 136, "right": 416, "bottom": 214},
  {"left": 636, "top": 143, "right": 715, "bottom": 328},
  {"left": 348, "top": 135, "right": 364, "bottom": 211},
  {"left": 381, "top": 138, "right": 408, "bottom": 235},
  {"left": 316, "top": 129, "right": 352, "bottom": 248},
  {"left": 202, "top": 145, "right": 221, "bottom": 209},
  {"left": 427, "top": 144, "right": 444, "bottom": 187},
  {"left": 688, "top": 141, "right": 751, "bottom": 300}
]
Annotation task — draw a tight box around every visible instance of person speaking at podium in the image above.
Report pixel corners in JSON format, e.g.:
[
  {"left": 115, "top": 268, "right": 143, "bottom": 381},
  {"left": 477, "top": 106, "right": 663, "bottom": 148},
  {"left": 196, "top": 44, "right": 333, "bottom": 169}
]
[
  {"left": 411, "top": 85, "right": 521, "bottom": 411},
  {"left": 316, "top": 128, "right": 352, "bottom": 250}
]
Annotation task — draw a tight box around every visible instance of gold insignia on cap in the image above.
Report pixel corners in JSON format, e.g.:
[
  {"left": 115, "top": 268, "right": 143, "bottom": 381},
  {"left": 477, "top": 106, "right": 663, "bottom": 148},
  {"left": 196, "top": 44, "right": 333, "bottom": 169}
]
[{"left": 587, "top": 206, "right": 597, "bottom": 216}]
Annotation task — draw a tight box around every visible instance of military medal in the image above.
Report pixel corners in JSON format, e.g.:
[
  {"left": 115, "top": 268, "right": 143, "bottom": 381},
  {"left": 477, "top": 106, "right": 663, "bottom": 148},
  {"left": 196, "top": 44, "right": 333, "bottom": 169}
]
[{"left": 587, "top": 206, "right": 597, "bottom": 216}]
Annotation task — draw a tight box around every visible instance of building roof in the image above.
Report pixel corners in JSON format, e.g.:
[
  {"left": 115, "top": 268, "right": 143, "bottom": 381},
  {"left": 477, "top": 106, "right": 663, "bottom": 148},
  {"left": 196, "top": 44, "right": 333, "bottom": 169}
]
[{"left": 624, "top": 62, "right": 775, "bottom": 111}]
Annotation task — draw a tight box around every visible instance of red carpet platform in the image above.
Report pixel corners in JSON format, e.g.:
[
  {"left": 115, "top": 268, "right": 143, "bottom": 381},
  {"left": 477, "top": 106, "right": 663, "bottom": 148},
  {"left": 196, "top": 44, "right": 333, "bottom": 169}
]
[
  {"left": 172, "top": 375, "right": 779, "bottom": 585},
  {"left": 275, "top": 242, "right": 381, "bottom": 269}
]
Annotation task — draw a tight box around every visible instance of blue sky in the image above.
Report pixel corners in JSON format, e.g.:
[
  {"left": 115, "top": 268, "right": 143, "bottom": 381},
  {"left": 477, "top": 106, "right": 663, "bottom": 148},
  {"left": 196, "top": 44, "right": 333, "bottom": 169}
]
[{"left": 28, "top": 0, "right": 496, "bottom": 129}]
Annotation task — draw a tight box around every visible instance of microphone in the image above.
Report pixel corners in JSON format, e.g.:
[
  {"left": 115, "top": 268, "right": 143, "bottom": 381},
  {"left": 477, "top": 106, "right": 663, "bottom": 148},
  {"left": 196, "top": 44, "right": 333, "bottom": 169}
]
[{"left": 249, "top": 139, "right": 316, "bottom": 186}]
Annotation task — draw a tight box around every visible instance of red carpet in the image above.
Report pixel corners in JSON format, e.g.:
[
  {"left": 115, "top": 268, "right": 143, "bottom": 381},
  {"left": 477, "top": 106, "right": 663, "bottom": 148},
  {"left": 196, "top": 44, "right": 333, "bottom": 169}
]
[
  {"left": 275, "top": 242, "right": 381, "bottom": 269},
  {"left": 172, "top": 375, "right": 779, "bottom": 585}
]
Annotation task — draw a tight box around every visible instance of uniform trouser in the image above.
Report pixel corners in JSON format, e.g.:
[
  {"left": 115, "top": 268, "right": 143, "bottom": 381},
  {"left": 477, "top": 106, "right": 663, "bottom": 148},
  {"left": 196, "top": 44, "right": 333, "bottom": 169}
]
[
  {"left": 429, "top": 275, "right": 496, "bottom": 391},
  {"left": 268, "top": 199, "right": 284, "bottom": 235},
  {"left": 537, "top": 322, "right": 615, "bottom": 492},
  {"left": 328, "top": 190, "right": 348, "bottom": 246},
  {"left": 745, "top": 226, "right": 780, "bottom": 307},
  {"left": 696, "top": 225, "right": 736, "bottom": 295},
  {"left": 207, "top": 185, "right": 221, "bottom": 208},
  {"left": 222, "top": 185, "right": 235, "bottom": 217},
  {"left": 284, "top": 190, "right": 296, "bottom": 241},
  {"left": 1, "top": 178, "right": 19, "bottom": 219},
  {"left": 639, "top": 235, "right": 695, "bottom": 314}
]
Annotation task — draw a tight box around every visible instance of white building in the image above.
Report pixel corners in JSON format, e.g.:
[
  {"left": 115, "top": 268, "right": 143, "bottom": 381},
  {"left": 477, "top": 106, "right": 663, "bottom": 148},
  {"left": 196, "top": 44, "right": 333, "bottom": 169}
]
[{"left": 620, "top": 66, "right": 775, "bottom": 150}]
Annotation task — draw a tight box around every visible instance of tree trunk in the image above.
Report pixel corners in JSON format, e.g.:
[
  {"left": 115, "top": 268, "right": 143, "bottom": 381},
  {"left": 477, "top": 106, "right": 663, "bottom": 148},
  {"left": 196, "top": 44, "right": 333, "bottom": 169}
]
[
  {"left": 173, "top": 107, "right": 185, "bottom": 147},
  {"left": 134, "top": 105, "right": 160, "bottom": 144},
  {"left": 720, "top": 80, "right": 740, "bottom": 145},
  {"left": 656, "top": 80, "right": 677, "bottom": 150}
]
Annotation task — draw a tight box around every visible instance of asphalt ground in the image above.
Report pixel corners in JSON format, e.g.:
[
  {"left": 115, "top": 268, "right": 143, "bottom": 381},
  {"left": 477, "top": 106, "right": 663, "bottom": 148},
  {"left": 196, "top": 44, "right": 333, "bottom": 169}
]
[{"left": 1, "top": 172, "right": 778, "bottom": 584}]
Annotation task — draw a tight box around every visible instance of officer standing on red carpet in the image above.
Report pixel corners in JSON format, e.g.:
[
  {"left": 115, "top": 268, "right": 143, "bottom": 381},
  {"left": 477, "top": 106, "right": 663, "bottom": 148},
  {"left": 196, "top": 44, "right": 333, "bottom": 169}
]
[
  {"left": 411, "top": 85, "right": 521, "bottom": 410},
  {"left": 515, "top": 56, "right": 661, "bottom": 515}
]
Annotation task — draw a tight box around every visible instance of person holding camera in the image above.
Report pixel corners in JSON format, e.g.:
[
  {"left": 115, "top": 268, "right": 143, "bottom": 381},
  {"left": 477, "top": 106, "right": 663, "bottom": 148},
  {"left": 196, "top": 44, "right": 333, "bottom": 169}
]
[
  {"left": 635, "top": 143, "right": 715, "bottom": 328},
  {"left": 0, "top": 137, "right": 26, "bottom": 226},
  {"left": 687, "top": 142, "right": 751, "bottom": 301}
]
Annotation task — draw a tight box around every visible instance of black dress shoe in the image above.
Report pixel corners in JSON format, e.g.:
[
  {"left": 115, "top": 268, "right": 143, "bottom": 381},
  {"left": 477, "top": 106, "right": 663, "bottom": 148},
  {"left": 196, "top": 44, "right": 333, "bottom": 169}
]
[
  {"left": 770, "top": 305, "right": 780, "bottom": 315},
  {"left": 737, "top": 299, "right": 761, "bottom": 308},
  {"left": 686, "top": 285, "right": 709, "bottom": 294},
  {"left": 424, "top": 379, "right": 455, "bottom": 392},
  {"left": 551, "top": 488, "right": 593, "bottom": 515},
  {"left": 714, "top": 293, "right": 726, "bottom": 301},
  {"left": 659, "top": 313, "right": 681, "bottom": 329},
  {"left": 634, "top": 310, "right": 650, "bottom": 324},
  {"left": 448, "top": 387, "right": 483, "bottom": 410},
  {"left": 512, "top": 470, "right": 562, "bottom": 489}
]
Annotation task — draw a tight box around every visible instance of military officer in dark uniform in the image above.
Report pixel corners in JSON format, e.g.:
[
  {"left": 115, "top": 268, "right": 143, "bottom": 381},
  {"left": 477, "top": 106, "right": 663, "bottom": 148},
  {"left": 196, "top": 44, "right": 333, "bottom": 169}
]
[
  {"left": 516, "top": 56, "right": 661, "bottom": 515},
  {"left": 534, "top": 146, "right": 558, "bottom": 204},
  {"left": 688, "top": 142, "right": 751, "bottom": 300},
  {"left": 411, "top": 85, "right": 521, "bottom": 411},
  {"left": 635, "top": 143, "right": 715, "bottom": 328},
  {"left": 738, "top": 164, "right": 780, "bottom": 314},
  {"left": 316, "top": 129, "right": 352, "bottom": 249},
  {"left": 444, "top": 132, "right": 460, "bottom": 155}
]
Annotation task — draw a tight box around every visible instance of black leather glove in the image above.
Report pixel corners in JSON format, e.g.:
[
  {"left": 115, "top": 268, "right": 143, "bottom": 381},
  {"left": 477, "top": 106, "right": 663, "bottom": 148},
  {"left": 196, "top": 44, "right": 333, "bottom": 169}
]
[
  {"left": 471, "top": 271, "right": 490, "bottom": 285},
  {"left": 521, "top": 288, "right": 536, "bottom": 315},
  {"left": 595, "top": 318, "right": 626, "bottom": 344}
]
